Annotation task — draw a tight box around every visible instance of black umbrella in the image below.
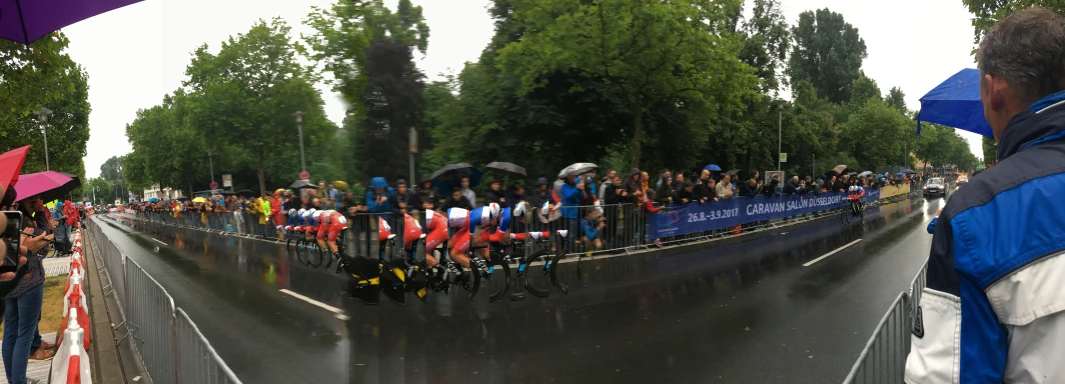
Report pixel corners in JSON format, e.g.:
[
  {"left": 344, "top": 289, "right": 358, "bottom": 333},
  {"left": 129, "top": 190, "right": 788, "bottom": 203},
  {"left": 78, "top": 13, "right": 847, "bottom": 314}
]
[
  {"left": 725, "top": 169, "right": 741, "bottom": 176},
  {"left": 485, "top": 162, "right": 526, "bottom": 177},
  {"left": 219, "top": 190, "right": 237, "bottom": 196},
  {"left": 57, "top": 172, "right": 81, "bottom": 190},
  {"left": 237, "top": 190, "right": 256, "bottom": 198},
  {"left": 430, "top": 163, "right": 483, "bottom": 195},
  {"left": 824, "top": 164, "right": 848, "bottom": 178},
  {"left": 289, "top": 180, "right": 316, "bottom": 190},
  {"left": 176, "top": 196, "right": 189, "bottom": 202}
]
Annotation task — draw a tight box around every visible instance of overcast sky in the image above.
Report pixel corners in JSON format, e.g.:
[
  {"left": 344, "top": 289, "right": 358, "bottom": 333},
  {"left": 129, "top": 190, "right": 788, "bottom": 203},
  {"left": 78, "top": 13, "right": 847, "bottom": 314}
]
[{"left": 66, "top": 0, "right": 982, "bottom": 179}]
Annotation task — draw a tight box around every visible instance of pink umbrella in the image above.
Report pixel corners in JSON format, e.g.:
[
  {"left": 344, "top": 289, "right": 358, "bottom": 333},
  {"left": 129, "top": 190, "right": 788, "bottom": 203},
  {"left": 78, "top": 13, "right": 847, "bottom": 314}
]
[{"left": 14, "top": 171, "right": 77, "bottom": 202}]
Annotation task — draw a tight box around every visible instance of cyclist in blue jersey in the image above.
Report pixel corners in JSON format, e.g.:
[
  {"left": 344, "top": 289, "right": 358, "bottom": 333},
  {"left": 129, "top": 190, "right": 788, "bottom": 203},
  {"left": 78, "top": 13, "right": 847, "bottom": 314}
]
[{"left": 446, "top": 203, "right": 501, "bottom": 279}]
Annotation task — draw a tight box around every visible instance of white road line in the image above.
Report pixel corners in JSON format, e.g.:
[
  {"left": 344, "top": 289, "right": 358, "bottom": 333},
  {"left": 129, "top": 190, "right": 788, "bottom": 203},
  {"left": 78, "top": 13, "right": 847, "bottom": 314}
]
[
  {"left": 279, "top": 289, "right": 350, "bottom": 320},
  {"left": 803, "top": 239, "right": 862, "bottom": 267},
  {"left": 151, "top": 238, "right": 166, "bottom": 246}
]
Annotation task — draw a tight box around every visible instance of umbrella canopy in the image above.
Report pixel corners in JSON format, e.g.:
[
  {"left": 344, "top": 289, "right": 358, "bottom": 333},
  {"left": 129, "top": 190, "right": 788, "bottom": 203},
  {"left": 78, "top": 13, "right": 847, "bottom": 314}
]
[
  {"left": 333, "top": 180, "right": 349, "bottom": 191},
  {"left": 558, "top": 163, "right": 598, "bottom": 178},
  {"left": 14, "top": 171, "right": 77, "bottom": 202},
  {"left": 917, "top": 68, "right": 993, "bottom": 138},
  {"left": 289, "top": 180, "right": 316, "bottom": 190},
  {"left": 237, "top": 190, "right": 256, "bottom": 198},
  {"left": 0, "top": 0, "right": 144, "bottom": 45},
  {"left": 147, "top": 197, "right": 160, "bottom": 203},
  {"left": 900, "top": 168, "right": 916, "bottom": 174},
  {"left": 825, "top": 164, "right": 848, "bottom": 178},
  {"left": 725, "top": 169, "right": 741, "bottom": 176},
  {"left": 192, "top": 197, "right": 207, "bottom": 203},
  {"left": 0, "top": 145, "right": 30, "bottom": 192},
  {"left": 175, "top": 196, "right": 189, "bottom": 202},
  {"left": 485, "top": 162, "right": 526, "bottom": 177},
  {"left": 703, "top": 164, "right": 723, "bottom": 172},
  {"left": 430, "top": 163, "right": 482, "bottom": 195},
  {"left": 846, "top": 172, "right": 858, "bottom": 176},
  {"left": 857, "top": 171, "right": 873, "bottom": 177}
]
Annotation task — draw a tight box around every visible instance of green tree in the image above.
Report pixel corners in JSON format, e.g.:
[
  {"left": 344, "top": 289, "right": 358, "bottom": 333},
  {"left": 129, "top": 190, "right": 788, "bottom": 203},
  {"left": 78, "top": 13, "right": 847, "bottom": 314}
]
[
  {"left": 304, "top": 0, "right": 429, "bottom": 107},
  {"left": 499, "top": 0, "right": 758, "bottom": 167},
  {"left": 0, "top": 33, "right": 78, "bottom": 132},
  {"left": 885, "top": 87, "right": 908, "bottom": 114},
  {"left": 2, "top": 64, "right": 91, "bottom": 176},
  {"left": 962, "top": 0, "right": 1065, "bottom": 44},
  {"left": 84, "top": 177, "right": 114, "bottom": 206},
  {"left": 840, "top": 99, "right": 911, "bottom": 171},
  {"left": 183, "top": 18, "right": 336, "bottom": 196},
  {"left": 788, "top": 8, "right": 868, "bottom": 104},
  {"left": 739, "top": 0, "right": 792, "bottom": 95},
  {"left": 352, "top": 39, "right": 426, "bottom": 180},
  {"left": 100, "top": 156, "right": 123, "bottom": 183},
  {"left": 982, "top": 136, "right": 998, "bottom": 165}
]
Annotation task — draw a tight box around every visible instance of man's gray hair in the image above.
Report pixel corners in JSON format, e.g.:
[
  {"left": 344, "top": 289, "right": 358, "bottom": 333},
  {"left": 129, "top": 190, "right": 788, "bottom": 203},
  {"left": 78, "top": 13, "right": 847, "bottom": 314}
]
[{"left": 977, "top": 6, "right": 1065, "bottom": 106}]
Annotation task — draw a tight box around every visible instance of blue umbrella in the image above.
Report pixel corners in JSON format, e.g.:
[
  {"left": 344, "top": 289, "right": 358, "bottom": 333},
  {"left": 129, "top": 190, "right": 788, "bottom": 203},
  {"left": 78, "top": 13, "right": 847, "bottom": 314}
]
[
  {"left": 703, "top": 164, "right": 722, "bottom": 172},
  {"left": 916, "top": 68, "right": 993, "bottom": 138},
  {"left": 148, "top": 197, "right": 159, "bottom": 203}
]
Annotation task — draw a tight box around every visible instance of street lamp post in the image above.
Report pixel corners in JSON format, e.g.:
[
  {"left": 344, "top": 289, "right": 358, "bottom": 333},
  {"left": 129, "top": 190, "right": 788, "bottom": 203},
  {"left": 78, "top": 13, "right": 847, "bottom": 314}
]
[
  {"left": 777, "top": 101, "right": 784, "bottom": 171},
  {"left": 293, "top": 111, "right": 307, "bottom": 174},
  {"left": 37, "top": 108, "right": 52, "bottom": 170},
  {"left": 207, "top": 149, "right": 216, "bottom": 188}
]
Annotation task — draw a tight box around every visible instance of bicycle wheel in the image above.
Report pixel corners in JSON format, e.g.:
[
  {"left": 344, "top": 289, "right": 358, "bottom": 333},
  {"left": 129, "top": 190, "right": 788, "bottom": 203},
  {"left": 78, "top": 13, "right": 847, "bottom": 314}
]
[
  {"left": 286, "top": 236, "right": 296, "bottom": 254},
  {"left": 296, "top": 239, "right": 311, "bottom": 266},
  {"left": 520, "top": 250, "right": 551, "bottom": 298},
  {"left": 487, "top": 252, "right": 511, "bottom": 303},
  {"left": 839, "top": 208, "right": 850, "bottom": 224},
  {"left": 309, "top": 242, "right": 325, "bottom": 268}
]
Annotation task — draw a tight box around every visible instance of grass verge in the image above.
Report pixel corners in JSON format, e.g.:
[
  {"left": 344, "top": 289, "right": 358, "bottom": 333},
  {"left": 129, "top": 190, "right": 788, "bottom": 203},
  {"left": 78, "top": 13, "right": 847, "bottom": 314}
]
[{"left": 0, "top": 276, "right": 70, "bottom": 336}]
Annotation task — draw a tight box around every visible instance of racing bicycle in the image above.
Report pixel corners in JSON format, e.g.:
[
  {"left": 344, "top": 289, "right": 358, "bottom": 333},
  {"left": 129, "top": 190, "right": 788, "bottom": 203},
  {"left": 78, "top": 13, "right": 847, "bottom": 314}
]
[{"left": 840, "top": 198, "right": 865, "bottom": 224}]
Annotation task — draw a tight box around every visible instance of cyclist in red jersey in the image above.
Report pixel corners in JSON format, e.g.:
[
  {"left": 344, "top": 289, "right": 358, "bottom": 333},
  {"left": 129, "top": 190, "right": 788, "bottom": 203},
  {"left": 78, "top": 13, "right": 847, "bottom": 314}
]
[
  {"left": 446, "top": 203, "right": 500, "bottom": 278},
  {"left": 315, "top": 209, "right": 348, "bottom": 260},
  {"left": 422, "top": 209, "right": 448, "bottom": 268}
]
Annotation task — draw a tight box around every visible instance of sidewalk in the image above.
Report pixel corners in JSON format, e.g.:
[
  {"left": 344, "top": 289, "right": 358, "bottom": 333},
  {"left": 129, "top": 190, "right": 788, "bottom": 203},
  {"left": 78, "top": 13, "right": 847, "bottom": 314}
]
[{"left": 0, "top": 333, "right": 57, "bottom": 384}]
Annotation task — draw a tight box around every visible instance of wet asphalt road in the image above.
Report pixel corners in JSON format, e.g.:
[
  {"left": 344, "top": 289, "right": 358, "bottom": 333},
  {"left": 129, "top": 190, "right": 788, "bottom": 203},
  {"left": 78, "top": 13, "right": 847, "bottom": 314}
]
[{"left": 91, "top": 194, "right": 945, "bottom": 384}]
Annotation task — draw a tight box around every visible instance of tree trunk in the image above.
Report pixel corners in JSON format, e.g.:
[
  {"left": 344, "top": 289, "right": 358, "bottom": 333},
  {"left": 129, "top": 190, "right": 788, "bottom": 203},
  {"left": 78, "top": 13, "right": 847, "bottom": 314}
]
[
  {"left": 629, "top": 106, "right": 644, "bottom": 168},
  {"left": 187, "top": 177, "right": 193, "bottom": 199},
  {"left": 258, "top": 150, "right": 267, "bottom": 198}
]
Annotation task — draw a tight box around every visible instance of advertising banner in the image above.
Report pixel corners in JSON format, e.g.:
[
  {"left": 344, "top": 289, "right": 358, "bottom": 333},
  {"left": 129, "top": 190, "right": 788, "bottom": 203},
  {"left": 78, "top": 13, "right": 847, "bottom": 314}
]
[{"left": 649, "top": 189, "right": 881, "bottom": 238}]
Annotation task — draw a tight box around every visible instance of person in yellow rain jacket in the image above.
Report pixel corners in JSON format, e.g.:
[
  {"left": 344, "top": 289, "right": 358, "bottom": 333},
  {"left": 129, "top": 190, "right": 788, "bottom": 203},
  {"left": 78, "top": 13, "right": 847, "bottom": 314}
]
[{"left": 260, "top": 197, "right": 271, "bottom": 225}]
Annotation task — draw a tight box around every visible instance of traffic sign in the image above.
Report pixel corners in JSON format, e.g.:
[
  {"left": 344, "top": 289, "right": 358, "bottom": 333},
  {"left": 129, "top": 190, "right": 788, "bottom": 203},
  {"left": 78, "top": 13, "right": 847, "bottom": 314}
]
[
  {"left": 779, "top": 153, "right": 788, "bottom": 163},
  {"left": 210, "top": 181, "right": 219, "bottom": 190},
  {"left": 222, "top": 174, "right": 233, "bottom": 187},
  {"left": 299, "top": 171, "right": 310, "bottom": 180}
]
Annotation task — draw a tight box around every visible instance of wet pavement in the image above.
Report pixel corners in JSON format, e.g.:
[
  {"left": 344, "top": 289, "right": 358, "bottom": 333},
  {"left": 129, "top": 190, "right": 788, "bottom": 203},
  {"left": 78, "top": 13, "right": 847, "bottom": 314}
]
[{"left": 92, "top": 194, "right": 945, "bottom": 384}]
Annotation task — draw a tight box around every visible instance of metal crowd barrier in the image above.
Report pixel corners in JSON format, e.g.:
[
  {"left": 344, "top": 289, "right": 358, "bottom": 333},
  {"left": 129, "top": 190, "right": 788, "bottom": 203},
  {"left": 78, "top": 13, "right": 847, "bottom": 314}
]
[
  {"left": 126, "top": 187, "right": 917, "bottom": 262},
  {"left": 87, "top": 218, "right": 244, "bottom": 384},
  {"left": 842, "top": 263, "right": 928, "bottom": 383}
]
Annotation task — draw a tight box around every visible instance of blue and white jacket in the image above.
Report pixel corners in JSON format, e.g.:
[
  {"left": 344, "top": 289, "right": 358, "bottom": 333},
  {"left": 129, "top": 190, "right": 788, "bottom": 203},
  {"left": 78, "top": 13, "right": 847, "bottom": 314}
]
[{"left": 906, "top": 91, "right": 1065, "bottom": 383}]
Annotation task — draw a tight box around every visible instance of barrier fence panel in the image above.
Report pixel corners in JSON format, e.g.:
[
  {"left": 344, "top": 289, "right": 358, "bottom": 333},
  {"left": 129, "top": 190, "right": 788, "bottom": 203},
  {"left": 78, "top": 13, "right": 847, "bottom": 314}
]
[
  {"left": 841, "top": 291, "right": 913, "bottom": 384},
  {"left": 174, "top": 308, "right": 242, "bottom": 384},
  {"left": 123, "top": 257, "right": 177, "bottom": 384},
  {"left": 89, "top": 216, "right": 245, "bottom": 384}
]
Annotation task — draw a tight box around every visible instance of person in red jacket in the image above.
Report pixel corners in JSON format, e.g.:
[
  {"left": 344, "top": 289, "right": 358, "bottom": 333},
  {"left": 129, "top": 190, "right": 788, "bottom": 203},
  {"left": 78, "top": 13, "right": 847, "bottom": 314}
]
[{"left": 271, "top": 191, "right": 284, "bottom": 239}]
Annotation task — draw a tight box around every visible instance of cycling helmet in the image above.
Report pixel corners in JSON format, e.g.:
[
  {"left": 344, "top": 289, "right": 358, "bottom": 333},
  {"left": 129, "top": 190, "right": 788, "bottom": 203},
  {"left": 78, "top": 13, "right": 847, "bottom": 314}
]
[
  {"left": 512, "top": 202, "right": 527, "bottom": 218},
  {"left": 487, "top": 203, "right": 501, "bottom": 219}
]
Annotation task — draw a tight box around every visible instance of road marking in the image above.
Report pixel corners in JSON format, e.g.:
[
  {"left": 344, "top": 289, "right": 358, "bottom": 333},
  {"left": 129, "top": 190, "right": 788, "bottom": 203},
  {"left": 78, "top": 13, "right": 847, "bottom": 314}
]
[
  {"left": 151, "top": 238, "right": 166, "bottom": 246},
  {"left": 279, "top": 289, "right": 350, "bottom": 320},
  {"left": 803, "top": 239, "right": 862, "bottom": 267}
]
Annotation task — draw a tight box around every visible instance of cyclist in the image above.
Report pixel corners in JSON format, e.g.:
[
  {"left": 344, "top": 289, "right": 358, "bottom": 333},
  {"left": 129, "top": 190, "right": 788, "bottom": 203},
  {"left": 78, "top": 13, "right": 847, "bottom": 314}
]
[
  {"left": 280, "top": 208, "right": 299, "bottom": 236},
  {"left": 316, "top": 209, "right": 348, "bottom": 260},
  {"left": 846, "top": 185, "right": 865, "bottom": 215},
  {"left": 301, "top": 208, "right": 319, "bottom": 243},
  {"left": 422, "top": 209, "right": 448, "bottom": 268},
  {"left": 446, "top": 203, "right": 501, "bottom": 280}
]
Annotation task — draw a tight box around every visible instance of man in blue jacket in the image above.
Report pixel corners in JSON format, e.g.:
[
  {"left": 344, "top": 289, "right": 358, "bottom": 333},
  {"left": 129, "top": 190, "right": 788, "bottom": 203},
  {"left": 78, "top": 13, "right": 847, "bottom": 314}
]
[
  {"left": 559, "top": 174, "right": 586, "bottom": 251},
  {"left": 365, "top": 177, "right": 394, "bottom": 221},
  {"left": 906, "top": 7, "right": 1065, "bottom": 383}
]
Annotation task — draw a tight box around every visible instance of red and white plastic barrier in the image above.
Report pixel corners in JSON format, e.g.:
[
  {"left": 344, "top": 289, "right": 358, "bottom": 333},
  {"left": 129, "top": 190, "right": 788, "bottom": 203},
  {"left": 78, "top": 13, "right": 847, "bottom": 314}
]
[{"left": 51, "top": 227, "right": 93, "bottom": 384}]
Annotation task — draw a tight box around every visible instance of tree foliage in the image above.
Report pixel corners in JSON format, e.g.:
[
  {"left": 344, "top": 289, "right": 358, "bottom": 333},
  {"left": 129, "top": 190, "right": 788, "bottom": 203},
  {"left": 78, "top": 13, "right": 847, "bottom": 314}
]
[
  {"left": 962, "top": 0, "right": 1065, "bottom": 44},
  {"left": 498, "top": 0, "right": 757, "bottom": 167},
  {"left": 789, "top": 8, "right": 868, "bottom": 104},
  {"left": 739, "top": 0, "right": 792, "bottom": 95}
]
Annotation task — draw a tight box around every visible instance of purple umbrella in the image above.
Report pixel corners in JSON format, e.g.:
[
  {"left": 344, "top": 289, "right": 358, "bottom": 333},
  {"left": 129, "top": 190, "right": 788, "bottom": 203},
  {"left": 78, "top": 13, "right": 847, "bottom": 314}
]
[
  {"left": 14, "top": 171, "right": 76, "bottom": 202},
  {"left": 0, "top": 0, "right": 143, "bottom": 45}
]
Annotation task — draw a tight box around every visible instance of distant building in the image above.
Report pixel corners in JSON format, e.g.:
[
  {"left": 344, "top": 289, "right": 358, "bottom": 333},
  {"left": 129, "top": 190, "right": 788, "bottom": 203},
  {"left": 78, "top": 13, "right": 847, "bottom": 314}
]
[{"left": 142, "top": 184, "right": 184, "bottom": 201}]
